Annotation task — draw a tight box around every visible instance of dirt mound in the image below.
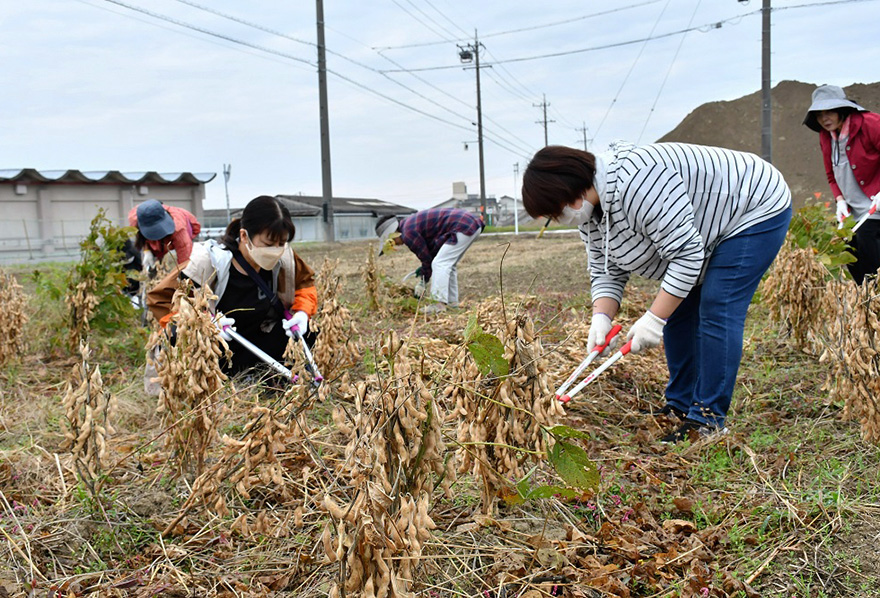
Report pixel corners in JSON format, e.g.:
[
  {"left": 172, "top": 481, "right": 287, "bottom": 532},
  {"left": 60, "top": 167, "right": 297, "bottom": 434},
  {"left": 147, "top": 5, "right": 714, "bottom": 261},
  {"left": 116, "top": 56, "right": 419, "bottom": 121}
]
[{"left": 657, "top": 79, "right": 880, "bottom": 208}]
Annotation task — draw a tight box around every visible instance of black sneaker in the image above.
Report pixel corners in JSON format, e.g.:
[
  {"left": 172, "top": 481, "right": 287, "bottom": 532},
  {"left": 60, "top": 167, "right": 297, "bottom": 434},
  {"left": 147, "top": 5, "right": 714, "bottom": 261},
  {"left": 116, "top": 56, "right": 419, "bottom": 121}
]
[
  {"left": 660, "top": 419, "right": 730, "bottom": 444},
  {"left": 640, "top": 404, "right": 687, "bottom": 419}
]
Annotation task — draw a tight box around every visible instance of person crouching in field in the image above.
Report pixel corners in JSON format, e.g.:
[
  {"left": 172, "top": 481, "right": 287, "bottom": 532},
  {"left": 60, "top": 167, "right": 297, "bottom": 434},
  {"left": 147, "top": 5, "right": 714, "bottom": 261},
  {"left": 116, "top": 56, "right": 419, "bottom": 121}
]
[
  {"left": 147, "top": 195, "right": 317, "bottom": 377},
  {"left": 128, "top": 198, "right": 201, "bottom": 269},
  {"left": 522, "top": 142, "right": 792, "bottom": 443},
  {"left": 375, "top": 207, "right": 484, "bottom": 314}
]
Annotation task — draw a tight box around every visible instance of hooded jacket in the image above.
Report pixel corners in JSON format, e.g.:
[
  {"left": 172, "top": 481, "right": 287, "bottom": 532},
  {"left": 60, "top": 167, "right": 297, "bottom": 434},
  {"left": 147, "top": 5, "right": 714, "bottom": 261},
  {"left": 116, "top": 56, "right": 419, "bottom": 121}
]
[
  {"left": 580, "top": 142, "right": 791, "bottom": 304},
  {"left": 818, "top": 111, "right": 880, "bottom": 200}
]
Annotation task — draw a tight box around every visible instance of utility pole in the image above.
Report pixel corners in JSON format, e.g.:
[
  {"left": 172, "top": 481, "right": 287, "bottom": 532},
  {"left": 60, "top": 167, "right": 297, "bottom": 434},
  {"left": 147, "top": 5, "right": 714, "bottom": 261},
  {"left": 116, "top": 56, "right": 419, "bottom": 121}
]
[
  {"left": 513, "top": 162, "right": 520, "bottom": 235},
  {"left": 576, "top": 122, "right": 591, "bottom": 151},
  {"left": 458, "top": 32, "right": 488, "bottom": 225},
  {"left": 761, "top": 0, "right": 772, "bottom": 163},
  {"left": 222, "top": 163, "right": 231, "bottom": 224},
  {"left": 316, "top": 0, "right": 335, "bottom": 242},
  {"left": 738, "top": 0, "right": 772, "bottom": 162},
  {"left": 533, "top": 93, "right": 554, "bottom": 146}
]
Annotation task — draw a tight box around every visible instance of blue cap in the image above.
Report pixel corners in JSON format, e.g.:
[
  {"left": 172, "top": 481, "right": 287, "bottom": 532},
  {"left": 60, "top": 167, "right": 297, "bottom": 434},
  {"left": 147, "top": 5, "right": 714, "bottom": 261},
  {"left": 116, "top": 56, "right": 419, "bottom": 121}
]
[{"left": 136, "top": 199, "right": 175, "bottom": 240}]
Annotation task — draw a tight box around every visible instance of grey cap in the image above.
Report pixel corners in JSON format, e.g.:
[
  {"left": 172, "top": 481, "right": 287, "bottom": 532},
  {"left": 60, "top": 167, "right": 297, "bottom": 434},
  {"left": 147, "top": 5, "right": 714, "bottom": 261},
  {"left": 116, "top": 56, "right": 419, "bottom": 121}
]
[
  {"left": 803, "top": 85, "right": 867, "bottom": 132},
  {"left": 375, "top": 215, "right": 399, "bottom": 256},
  {"left": 136, "top": 199, "right": 175, "bottom": 240}
]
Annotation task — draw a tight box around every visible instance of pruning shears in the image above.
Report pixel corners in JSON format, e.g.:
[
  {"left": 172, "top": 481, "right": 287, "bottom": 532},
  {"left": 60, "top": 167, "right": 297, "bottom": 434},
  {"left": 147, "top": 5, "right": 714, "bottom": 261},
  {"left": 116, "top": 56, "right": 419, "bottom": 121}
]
[
  {"left": 558, "top": 339, "right": 633, "bottom": 404},
  {"left": 223, "top": 326, "right": 296, "bottom": 381},
  {"left": 284, "top": 310, "right": 324, "bottom": 386},
  {"left": 852, "top": 202, "right": 878, "bottom": 233},
  {"left": 554, "top": 325, "right": 622, "bottom": 400}
]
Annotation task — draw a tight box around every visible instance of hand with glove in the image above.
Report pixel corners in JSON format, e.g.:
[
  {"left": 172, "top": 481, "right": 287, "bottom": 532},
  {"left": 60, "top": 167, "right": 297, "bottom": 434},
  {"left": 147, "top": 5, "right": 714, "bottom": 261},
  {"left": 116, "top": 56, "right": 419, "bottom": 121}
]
[
  {"left": 214, "top": 313, "right": 236, "bottom": 342},
  {"left": 413, "top": 277, "right": 428, "bottom": 298},
  {"left": 835, "top": 198, "right": 851, "bottom": 225},
  {"left": 587, "top": 313, "right": 615, "bottom": 356},
  {"left": 142, "top": 250, "right": 157, "bottom": 277},
  {"left": 626, "top": 310, "right": 666, "bottom": 354},
  {"left": 282, "top": 311, "right": 309, "bottom": 338}
]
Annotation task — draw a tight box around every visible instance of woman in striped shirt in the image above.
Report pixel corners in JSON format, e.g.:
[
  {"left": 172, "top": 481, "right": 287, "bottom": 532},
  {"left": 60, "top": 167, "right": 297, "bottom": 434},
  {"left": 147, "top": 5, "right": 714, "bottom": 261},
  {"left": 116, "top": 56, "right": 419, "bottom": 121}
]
[{"left": 522, "top": 142, "right": 792, "bottom": 443}]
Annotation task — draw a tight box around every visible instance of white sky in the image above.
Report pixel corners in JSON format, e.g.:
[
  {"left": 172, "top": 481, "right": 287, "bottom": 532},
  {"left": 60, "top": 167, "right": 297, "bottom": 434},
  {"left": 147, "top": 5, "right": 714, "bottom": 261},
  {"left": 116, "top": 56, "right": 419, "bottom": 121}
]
[{"left": 2, "top": 0, "right": 879, "bottom": 211}]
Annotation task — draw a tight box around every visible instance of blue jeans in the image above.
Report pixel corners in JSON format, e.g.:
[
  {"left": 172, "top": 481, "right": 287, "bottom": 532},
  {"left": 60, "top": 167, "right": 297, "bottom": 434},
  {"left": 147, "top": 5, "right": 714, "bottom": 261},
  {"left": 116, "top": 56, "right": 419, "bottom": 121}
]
[{"left": 664, "top": 207, "right": 792, "bottom": 428}]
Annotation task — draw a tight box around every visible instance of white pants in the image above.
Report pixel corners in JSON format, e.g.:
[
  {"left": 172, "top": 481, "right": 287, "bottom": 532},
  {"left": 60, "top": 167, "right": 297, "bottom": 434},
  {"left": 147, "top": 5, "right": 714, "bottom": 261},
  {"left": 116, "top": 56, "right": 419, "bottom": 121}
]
[{"left": 430, "top": 230, "right": 480, "bottom": 306}]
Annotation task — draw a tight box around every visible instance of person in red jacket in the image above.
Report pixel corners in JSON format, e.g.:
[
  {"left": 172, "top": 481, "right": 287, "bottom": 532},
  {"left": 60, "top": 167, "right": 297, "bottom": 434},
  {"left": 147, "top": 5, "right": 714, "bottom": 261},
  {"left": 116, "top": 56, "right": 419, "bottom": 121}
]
[
  {"left": 128, "top": 199, "right": 201, "bottom": 268},
  {"left": 804, "top": 84, "right": 880, "bottom": 283}
]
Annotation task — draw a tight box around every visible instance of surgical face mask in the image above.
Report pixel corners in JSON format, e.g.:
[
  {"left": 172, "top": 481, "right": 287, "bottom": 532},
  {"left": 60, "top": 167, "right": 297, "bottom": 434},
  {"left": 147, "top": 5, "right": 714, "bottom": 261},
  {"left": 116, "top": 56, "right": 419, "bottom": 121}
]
[
  {"left": 554, "top": 200, "right": 595, "bottom": 226},
  {"left": 245, "top": 233, "right": 285, "bottom": 270}
]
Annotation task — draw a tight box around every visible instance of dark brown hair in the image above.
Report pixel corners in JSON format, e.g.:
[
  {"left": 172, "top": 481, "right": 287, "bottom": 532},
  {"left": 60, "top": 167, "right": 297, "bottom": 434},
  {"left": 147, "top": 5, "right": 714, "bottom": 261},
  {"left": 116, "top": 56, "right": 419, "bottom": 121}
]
[
  {"left": 521, "top": 146, "right": 596, "bottom": 219},
  {"left": 221, "top": 196, "right": 295, "bottom": 249}
]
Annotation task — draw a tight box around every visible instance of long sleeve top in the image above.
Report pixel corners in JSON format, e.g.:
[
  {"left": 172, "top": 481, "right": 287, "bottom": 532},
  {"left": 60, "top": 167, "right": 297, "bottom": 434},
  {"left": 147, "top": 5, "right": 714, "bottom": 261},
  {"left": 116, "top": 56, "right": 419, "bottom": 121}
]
[
  {"left": 399, "top": 208, "right": 484, "bottom": 280},
  {"left": 819, "top": 111, "right": 880, "bottom": 200},
  {"left": 582, "top": 141, "right": 791, "bottom": 303},
  {"left": 128, "top": 205, "right": 202, "bottom": 264}
]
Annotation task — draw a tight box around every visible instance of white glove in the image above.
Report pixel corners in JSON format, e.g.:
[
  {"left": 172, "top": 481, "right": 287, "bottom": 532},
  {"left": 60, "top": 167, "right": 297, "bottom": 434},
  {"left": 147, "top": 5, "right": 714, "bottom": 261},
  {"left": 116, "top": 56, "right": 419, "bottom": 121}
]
[
  {"left": 587, "top": 312, "right": 614, "bottom": 355},
  {"left": 835, "top": 199, "right": 851, "bottom": 224},
  {"left": 626, "top": 311, "right": 666, "bottom": 354},
  {"left": 142, "top": 249, "right": 156, "bottom": 271},
  {"left": 283, "top": 311, "right": 309, "bottom": 338},
  {"left": 872, "top": 194, "right": 880, "bottom": 212},
  {"left": 214, "top": 313, "right": 236, "bottom": 342},
  {"left": 414, "top": 277, "right": 427, "bottom": 298}
]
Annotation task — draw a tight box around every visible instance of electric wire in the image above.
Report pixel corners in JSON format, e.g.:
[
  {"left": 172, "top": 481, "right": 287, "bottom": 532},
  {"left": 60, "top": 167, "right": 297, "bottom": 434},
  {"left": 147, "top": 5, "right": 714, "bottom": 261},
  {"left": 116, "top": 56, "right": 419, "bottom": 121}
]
[
  {"left": 169, "top": 0, "right": 533, "bottom": 154},
  {"left": 636, "top": 0, "right": 702, "bottom": 143},
  {"left": 387, "top": 0, "right": 458, "bottom": 42},
  {"left": 373, "top": 1, "right": 663, "bottom": 50},
  {"left": 95, "top": 0, "right": 536, "bottom": 156},
  {"left": 593, "top": 0, "right": 672, "bottom": 140},
  {"left": 378, "top": 11, "right": 760, "bottom": 72}
]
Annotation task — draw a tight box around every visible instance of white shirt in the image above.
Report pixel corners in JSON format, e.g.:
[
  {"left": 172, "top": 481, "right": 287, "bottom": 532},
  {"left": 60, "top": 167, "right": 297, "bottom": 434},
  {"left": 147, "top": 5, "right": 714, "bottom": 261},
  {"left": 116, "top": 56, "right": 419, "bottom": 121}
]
[{"left": 581, "top": 141, "right": 791, "bottom": 303}]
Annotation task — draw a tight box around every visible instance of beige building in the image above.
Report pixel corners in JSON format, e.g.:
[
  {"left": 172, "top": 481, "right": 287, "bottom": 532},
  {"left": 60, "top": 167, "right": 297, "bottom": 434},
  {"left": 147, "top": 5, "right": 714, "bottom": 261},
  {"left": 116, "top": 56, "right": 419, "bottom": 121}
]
[{"left": 0, "top": 168, "right": 214, "bottom": 263}]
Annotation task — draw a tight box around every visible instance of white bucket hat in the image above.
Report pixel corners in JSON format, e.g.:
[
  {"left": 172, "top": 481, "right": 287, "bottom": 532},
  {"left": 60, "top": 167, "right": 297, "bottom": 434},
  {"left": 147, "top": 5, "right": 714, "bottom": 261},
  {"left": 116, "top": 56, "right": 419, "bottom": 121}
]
[
  {"left": 375, "top": 215, "right": 399, "bottom": 256},
  {"left": 803, "top": 84, "right": 866, "bottom": 132}
]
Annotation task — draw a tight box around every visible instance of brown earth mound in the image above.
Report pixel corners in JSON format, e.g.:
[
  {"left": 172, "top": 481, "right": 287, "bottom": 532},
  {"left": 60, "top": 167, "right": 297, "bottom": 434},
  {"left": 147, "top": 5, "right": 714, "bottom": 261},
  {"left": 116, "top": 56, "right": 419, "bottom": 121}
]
[{"left": 657, "top": 79, "right": 880, "bottom": 208}]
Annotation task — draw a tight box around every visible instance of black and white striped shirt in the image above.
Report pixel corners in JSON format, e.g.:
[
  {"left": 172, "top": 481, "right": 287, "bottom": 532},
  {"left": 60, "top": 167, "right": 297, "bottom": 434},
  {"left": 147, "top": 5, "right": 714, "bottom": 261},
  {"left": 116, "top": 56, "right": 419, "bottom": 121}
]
[{"left": 582, "top": 141, "right": 791, "bottom": 302}]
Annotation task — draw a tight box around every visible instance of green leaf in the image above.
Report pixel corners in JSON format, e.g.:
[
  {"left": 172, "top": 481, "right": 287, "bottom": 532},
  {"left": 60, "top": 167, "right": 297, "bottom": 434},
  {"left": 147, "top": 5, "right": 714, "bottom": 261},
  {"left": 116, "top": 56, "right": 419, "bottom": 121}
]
[
  {"left": 467, "top": 332, "right": 509, "bottom": 377},
  {"left": 548, "top": 440, "right": 600, "bottom": 492},
  {"left": 546, "top": 425, "right": 591, "bottom": 439},
  {"left": 463, "top": 313, "right": 481, "bottom": 343}
]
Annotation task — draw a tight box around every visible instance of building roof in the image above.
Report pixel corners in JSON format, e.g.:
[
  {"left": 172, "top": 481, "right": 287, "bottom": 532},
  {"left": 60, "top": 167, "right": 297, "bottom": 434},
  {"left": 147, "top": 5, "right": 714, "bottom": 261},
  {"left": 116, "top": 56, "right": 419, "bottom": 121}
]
[
  {"left": 0, "top": 168, "right": 216, "bottom": 185},
  {"left": 276, "top": 195, "right": 415, "bottom": 217}
]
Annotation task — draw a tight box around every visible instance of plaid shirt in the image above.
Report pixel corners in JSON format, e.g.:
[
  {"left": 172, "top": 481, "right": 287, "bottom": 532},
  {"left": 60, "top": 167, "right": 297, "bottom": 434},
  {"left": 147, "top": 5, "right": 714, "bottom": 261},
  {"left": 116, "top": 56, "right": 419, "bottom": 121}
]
[{"left": 399, "top": 208, "right": 483, "bottom": 280}]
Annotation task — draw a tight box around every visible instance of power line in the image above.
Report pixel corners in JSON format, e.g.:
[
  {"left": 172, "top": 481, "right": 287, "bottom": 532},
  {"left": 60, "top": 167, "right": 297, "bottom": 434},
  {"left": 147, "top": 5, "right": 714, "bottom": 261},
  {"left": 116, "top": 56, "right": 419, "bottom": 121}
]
[
  {"left": 593, "top": 0, "right": 672, "bottom": 139},
  {"left": 93, "top": 0, "right": 535, "bottom": 157},
  {"left": 373, "top": 1, "right": 663, "bottom": 50},
  {"left": 636, "top": 0, "right": 702, "bottom": 143},
  {"left": 386, "top": 0, "right": 458, "bottom": 42},
  {"left": 378, "top": 11, "right": 760, "bottom": 73}
]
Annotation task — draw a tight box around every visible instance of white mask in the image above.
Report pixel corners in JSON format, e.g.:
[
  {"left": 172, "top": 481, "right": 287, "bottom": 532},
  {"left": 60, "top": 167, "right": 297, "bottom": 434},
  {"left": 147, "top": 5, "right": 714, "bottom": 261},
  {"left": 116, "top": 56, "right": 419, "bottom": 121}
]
[
  {"left": 245, "top": 233, "right": 286, "bottom": 270},
  {"left": 554, "top": 201, "right": 595, "bottom": 226}
]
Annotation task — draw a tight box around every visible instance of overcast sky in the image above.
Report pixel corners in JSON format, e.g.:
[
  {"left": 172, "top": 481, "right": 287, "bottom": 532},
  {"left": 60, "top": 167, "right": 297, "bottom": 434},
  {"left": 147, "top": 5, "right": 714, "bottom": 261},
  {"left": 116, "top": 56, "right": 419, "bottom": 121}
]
[{"left": 3, "top": 0, "right": 879, "bottom": 212}]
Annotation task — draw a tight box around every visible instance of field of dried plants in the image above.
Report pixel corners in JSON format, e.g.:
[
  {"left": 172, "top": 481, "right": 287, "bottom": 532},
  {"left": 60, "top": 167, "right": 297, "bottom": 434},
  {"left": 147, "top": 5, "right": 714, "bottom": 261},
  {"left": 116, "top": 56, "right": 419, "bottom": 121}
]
[{"left": 1, "top": 229, "right": 879, "bottom": 598}]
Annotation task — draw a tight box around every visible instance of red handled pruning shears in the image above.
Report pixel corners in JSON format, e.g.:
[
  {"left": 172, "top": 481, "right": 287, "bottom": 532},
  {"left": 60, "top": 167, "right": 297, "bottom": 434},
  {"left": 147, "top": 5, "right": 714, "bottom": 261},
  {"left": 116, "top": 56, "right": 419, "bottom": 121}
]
[
  {"left": 558, "top": 339, "right": 633, "bottom": 404},
  {"left": 852, "top": 203, "right": 878, "bottom": 233},
  {"left": 555, "top": 325, "right": 622, "bottom": 400}
]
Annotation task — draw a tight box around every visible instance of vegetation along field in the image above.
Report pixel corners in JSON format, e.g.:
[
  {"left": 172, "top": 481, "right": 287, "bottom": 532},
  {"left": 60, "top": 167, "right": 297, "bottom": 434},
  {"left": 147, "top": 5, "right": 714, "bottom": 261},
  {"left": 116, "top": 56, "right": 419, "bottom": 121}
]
[{"left": 0, "top": 207, "right": 879, "bottom": 597}]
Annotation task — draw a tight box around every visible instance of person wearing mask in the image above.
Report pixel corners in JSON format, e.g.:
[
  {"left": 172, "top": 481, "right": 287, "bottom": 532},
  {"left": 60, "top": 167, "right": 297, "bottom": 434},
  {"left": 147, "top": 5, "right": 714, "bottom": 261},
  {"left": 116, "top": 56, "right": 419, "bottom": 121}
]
[
  {"left": 803, "top": 84, "right": 880, "bottom": 284},
  {"left": 375, "top": 208, "right": 484, "bottom": 314},
  {"left": 128, "top": 199, "right": 201, "bottom": 269},
  {"left": 521, "top": 142, "right": 791, "bottom": 443},
  {"left": 147, "top": 195, "right": 317, "bottom": 376}
]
